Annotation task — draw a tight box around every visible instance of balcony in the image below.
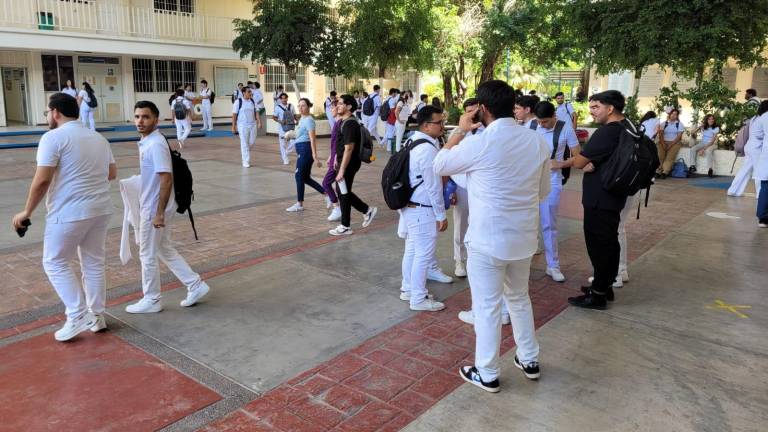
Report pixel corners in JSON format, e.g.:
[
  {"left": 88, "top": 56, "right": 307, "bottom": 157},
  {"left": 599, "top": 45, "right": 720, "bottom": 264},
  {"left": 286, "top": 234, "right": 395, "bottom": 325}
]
[{"left": 0, "top": 0, "right": 236, "bottom": 46}]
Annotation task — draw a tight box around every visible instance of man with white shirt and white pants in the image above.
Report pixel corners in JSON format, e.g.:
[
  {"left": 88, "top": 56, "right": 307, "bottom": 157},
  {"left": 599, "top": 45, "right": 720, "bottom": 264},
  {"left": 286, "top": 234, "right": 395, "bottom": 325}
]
[
  {"left": 362, "top": 85, "right": 383, "bottom": 146},
  {"left": 13, "top": 93, "right": 117, "bottom": 341},
  {"left": 555, "top": 92, "right": 577, "bottom": 129},
  {"left": 252, "top": 82, "right": 266, "bottom": 134},
  {"left": 531, "top": 101, "right": 581, "bottom": 283},
  {"left": 199, "top": 80, "right": 214, "bottom": 132},
  {"left": 273, "top": 92, "right": 296, "bottom": 165},
  {"left": 231, "top": 87, "right": 262, "bottom": 167},
  {"left": 435, "top": 80, "right": 550, "bottom": 393},
  {"left": 170, "top": 89, "right": 193, "bottom": 147},
  {"left": 125, "top": 101, "right": 210, "bottom": 314},
  {"left": 325, "top": 90, "right": 338, "bottom": 131},
  {"left": 398, "top": 105, "right": 449, "bottom": 312}
]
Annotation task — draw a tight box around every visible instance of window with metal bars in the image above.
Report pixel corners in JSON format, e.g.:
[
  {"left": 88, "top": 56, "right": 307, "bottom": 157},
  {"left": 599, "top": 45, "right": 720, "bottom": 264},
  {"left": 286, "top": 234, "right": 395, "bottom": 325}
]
[
  {"left": 154, "top": 0, "right": 194, "bottom": 14},
  {"left": 132, "top": 58, "right": 154, "bottom": 93},
  {"left": 132, "top": 58, "right": 196, "bottom": 93},
  {"left": 265, "top": 64, "right": 307, "bottom": 93}
]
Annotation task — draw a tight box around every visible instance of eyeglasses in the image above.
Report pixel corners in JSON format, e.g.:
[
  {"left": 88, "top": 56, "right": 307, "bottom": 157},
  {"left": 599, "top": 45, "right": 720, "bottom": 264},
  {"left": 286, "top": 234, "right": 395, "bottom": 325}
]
[
  {"left": 43, "top": 110, "right": 50, "bottom": 117},
  {"left": 426, "top": 120, "right": 445, "bottom": 126}
]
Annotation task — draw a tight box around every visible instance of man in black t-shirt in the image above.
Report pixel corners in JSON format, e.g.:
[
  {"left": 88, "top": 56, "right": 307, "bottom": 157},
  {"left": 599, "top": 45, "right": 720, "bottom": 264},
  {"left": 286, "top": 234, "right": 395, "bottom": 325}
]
[
  {"left": 568, "top": 90, "right": 629, "bottom": 310},
  {"left": 329, "top": 94, "right": 377, "bottom": 236}
]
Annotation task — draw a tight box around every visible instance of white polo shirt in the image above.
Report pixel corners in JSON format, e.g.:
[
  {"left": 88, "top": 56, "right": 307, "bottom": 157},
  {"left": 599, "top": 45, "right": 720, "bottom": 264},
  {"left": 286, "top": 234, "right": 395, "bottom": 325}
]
[
  {"left": 232, "top": 97, "right": 257, "bottom": 127},
  {"left": 252, "top": 88, "right": 265, "bottom": 110},
  {"left": 534, "top": 120, "right": 579, "bottom": 184},
  {"left": 78, "top": 90, "right": 91, "bottom": 109},
  {"left": 555, "top": 102, "right": 574, "bottom": 124},
  {"left": 661, "top": 120, "right": 683, "bottom": 141},
  {"left": 61, "top": 87, "right": 77, "bottom": 98},
  {"left": 200, "top": 87, "right": 212, "bottom": 107},
  {"left": 171, "top": 97, "right": 192, "bottom": 116},
  {"left": 36, "top": 120, "right": 114, "bottom": 223},
  {"left": 407, "top": 131, "right": 446, "bottom": 221},
  {"left": 434, "top": 118, "right": 551, "bottom": 260},
  {"left": 138, "top": 129, "right": 176, "bottom": 220}
]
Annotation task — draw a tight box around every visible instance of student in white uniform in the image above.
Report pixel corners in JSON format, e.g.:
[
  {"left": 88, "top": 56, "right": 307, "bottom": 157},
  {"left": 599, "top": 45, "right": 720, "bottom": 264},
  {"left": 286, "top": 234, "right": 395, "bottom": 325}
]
[
  {"left": 233, "top": 83, "right": 244, "bottom": 102},
  {"left": 639, "top": 111, "right": 660, "bottom": 140},
  {"left": 125, "top": 101, "right": 210, "bottom": 314},
  {"left": 325, "top": 90, "right": 338, "bottom": 131},
  {"left": 729, "top": 103, "right": 768, "bottom": 197},
  {"left": 273, "top": 85, "right": 284, "bottom": 106},
  {"left": 170, "top": 89, "right": 193, "bottom": 147},
  {"left": 435, "top": 80, "right": 549, "bottom": 393},
  {"left": 531, "top": 101, "right": 580, "bottom": 283},
  {"left": 513, "top": 95, "right": 539, "bottom": 128},
  {"left": 754, "top": 109, "right": 768, "bottom": 227},
  {"left": 354, "top": 91, "right": 364, "bottom": 120},
  {"left": 398, "top": 105, "right": 448, "bottom": 312},
  {"left": 199, "top": 80, "right": 214, "bottom": 132},
  {"left": 384, "top": 88, "right": 400, "bottom": 151},
  {"left": 656, "top": 109, "right": 685, "bottom": 178},
  {"left": 13, "top": 93, "right": 116, "bottom": 341},
  {"left": 362, "top": 85, "right": 383, "bottom": 146},
  {"left": 183, "top": 84, "right": 195, "bottom": 102},
  {"left": 61, "top": 80, "right": 78, "bottom": 98},
  {"left": 252, "top": 82, "right": 266, "bottom": 131},
  {"left": 231, "top": 87, "right": 262, "bottom": 167},
  {"left": 554, "top": 92, "right": 577, "bottom": 129},
  {"left": 394, "top": 92, "right": 412, "bottom": 152},
  {"left": 77, "top": 82, "right": 96, "bottom": 131},
  {"left": 273, "top": 92, "right": 296, "bottom": 165},
  {"left": 689, "top": 114, "right": 720, "bottom": 177}
]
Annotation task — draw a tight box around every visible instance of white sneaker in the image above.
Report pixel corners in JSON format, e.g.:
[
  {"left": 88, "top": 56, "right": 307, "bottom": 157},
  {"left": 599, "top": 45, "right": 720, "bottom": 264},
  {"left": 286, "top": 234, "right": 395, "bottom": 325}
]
[
  {"left": 427, "top": 268, "right": 453, "bottom": 284},
  {"left": 327, "top": 206, "right": 341, "bottom": 222},
  {"left": 180, "top": 283, "right": 210, "bottom": 307},
  {"left": 410, "top": 299, "right": 446, "bottom": 312},
  {"left": 619, "top": 270, "right": 629, "bottom": 283},
  {"left": 325, "top": 196, "right": 332, "bottom": 209},
  {"left": 454, "top": 261, "right": 467, "bottom": 278},
  {"left": 399, "top": 291, "right": 434, "bottom": 301},
  {"left": 458, "top": 310, "right": 510, "bottom": 325},
  {"left": 242, "top": 161, "right": 251, "bottom": 168},
  {"left": 207, "top": 128, "right": 214, "bottom": 132},
  {"left": 199, "top": 127, "right": 206, "bottom": 131},
  {"left": 54, "top": 312, "right": 97, "bottom": 342},
  {"left": 329, "top": 225, "right": 353, "bottom": 236},
  {"left": 546, "top": 267, "right": 566, "bottom": 282},
  {"left": 760, "top": 222, "right": 768, "bottom": 228},
  {"left": 286, "top": 203, "right": 304, "bottom": 212},
  {"left": 90, "top": 314, "right": 107, "bottom": 332},
  {"left": 125, "top": 297, "right": 163, "bottom": 314},
  {"left": 588, "top": 275, "right": 624, "bottom": 288},
  {"left": 362, "top": 206, "right": 378, "bottom": 228}
]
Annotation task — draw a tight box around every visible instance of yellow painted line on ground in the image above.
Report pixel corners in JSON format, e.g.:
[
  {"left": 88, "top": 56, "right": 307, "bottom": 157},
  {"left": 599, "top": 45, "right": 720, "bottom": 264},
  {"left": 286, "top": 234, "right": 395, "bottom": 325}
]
[{"left": 706, "top": 299, "right": 751, "bottom": 319}]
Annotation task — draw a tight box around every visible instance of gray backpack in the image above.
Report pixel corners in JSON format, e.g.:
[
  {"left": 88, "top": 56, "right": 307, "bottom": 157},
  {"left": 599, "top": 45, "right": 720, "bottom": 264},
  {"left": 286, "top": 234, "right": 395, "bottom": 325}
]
[{"left": 278, "top": 104, "right": 296, "bottom": 132}]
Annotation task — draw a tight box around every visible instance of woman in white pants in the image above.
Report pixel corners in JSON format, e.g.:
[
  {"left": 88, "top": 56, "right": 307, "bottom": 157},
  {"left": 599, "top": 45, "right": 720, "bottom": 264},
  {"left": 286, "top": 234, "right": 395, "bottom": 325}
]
[
  {"left": 199, "top": 79, "right": 214, "bottom": 131},
  {"left": 231, "top": 88, "right": 261, "bottom": 167},
  {"left": 689, "top": 114, "right": 720, "bottom": 177},
  {"left": 728, "top": 102, "right": 768, "bottom": 197},
  {"left": 394, "top": 93, "right": 412, "bottom": 152},
  {"left": 77, "top": 82, "right": 96, "bottom": 131}
]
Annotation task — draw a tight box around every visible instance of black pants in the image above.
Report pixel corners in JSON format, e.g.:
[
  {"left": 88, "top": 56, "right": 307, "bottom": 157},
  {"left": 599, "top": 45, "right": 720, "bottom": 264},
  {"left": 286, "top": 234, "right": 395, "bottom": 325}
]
[
  {"left": 583, "top": 206, "right": 621, "bottom": 294},
  {"left": 336, "top": 160, "right": 369, "bottom": 227}
]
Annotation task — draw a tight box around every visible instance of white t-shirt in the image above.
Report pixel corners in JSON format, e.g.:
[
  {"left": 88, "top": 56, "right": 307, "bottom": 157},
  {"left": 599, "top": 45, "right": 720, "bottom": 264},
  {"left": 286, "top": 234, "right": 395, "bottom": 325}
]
[
  {"left": 232, "top": 97, "right": 257, "bottom": 127},
  {"left": 662, "top": 121, "right": 683, "bottom": 141},
  {"left": 200, "top": 87, "right": 212, "bottom": 106},
  {"left": 171, "top": 97, "right": 192, "bottom": 118},
  {"left": 62, "top": 87, "right": 78, "bottom": 98},
  {"left": 534, "top": 120, "right": 579, "bottom": 184},
  {"left": 555, "top": 102, "right": 574, "bottom": 124},
  {"left": 78, "top": 90, "right": 91, "bottom": 110},
  {"left": 184, "top": 90, "right": 196, "bottom": 101},
  {"left": 641, "top": 118, "right": 660, "bottom": 139},
  {"left": 252, "top": 89, "right": 265, "bottom": 110},
  {"left": 36, "top": 121, "right": 114, "bottom": 223},
  {"left": 701, "top": 126, "right": 720, "bottom": 144},
  {"left": 397, "top": 101, "right": 412, "bottom": 123},
  {"left": 138, "top": 129, "right": 175, "bottom": 220}
]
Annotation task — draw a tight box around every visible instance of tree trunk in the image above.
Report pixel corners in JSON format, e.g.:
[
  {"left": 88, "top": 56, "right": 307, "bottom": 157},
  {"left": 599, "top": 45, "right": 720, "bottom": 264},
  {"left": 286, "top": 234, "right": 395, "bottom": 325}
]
[
  {"left": 378, "top": 65, "right": 386, "bottom": 88},
  {"left": 479, "top": 50, "right": 500, "bottom": 83},
  {"left": 286, "top": 63, "right": 302, "bottom": 100},
  {"left": 632, "top": 67, "right": 642, "bottom": 96},
  {"left": 442, "top": 71, "right": 454, "bottom": 109}
]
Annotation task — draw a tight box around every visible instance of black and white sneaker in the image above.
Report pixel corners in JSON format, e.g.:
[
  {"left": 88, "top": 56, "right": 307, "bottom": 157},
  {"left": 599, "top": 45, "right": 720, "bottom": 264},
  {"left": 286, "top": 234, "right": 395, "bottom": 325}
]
[
  {"left": 514, "top": 356, "right": 540, "bottom": 380},
  {"left": 459, "top": 366, "right": 500, "bottom": 393}
]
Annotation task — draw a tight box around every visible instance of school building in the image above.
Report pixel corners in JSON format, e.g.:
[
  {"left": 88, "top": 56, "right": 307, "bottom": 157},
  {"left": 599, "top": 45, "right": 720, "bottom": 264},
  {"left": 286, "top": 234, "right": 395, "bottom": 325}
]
[{"left": 0, "top": 0, "right": 420, "bottom": 127}]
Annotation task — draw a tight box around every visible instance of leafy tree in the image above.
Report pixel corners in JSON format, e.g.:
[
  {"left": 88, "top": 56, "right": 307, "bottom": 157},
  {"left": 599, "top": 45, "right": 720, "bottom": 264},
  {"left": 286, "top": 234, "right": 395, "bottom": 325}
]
[{"left": 232, "top": 0, "right": 329, "bottom": 98}]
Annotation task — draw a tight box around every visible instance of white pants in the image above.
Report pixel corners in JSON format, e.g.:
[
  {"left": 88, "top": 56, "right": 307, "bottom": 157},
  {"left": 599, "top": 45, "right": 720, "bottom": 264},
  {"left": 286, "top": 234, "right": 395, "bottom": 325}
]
[
  {"left": 728, "top": 150, "right": 762, "bottom": 196},
  {"left": 238, "top": 124, "right": 257, "bottom": 164},
  {"left": 201, "top": 102, "right": 213, "bottom": 130},
  {"left": 690, "top": 141, "right": 715, "bottom": 172},
  {"left": 400, "top": 207, "right": 438, "bottom": 307},
  {"left": 395, "top": 122, "right": 407, "bottom": 152},
  {"left": 42, "top": 214, "right": 110, "bottom": 320},
  {"left": 385, "top": 122, "right": 396, "bottom": 149},
  {"left": 618, "top": 194, "right": 636, "bottom": 274},
  {"left": 453, "top": 185, "right": 469, "bottom": 262},
  {"left": 80, "top": 106, "right": 95, "bottom": 131},
  {"left": 539, "top": 181, "right": 562, "bottom": 270},
  {"left": 364, "top": 114, "right": 382, "bottom": 144},
  {"left": 175, "top": 117, "right": 192, "bottom": 143},
  {"left": 139, "top": 211, "right": 204, "bottom": 301},
  {"left": 278, "top": 130, "right": 295, "bottom": 163},
  {"left": 467, "top": 249, "right": 538, "bottom": 381}
]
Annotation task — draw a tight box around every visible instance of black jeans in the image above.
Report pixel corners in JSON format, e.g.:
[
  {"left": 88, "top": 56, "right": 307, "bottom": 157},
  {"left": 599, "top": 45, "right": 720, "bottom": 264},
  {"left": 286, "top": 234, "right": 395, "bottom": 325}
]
[
  {"left": 336, "top": 160, "right": 369, "bottom": 227},
  {"left": 295, "top": 141, "right": 325, "bottom": 202},
  {"left": 583, "top": 206, "right": 621, "bottom": 294}
]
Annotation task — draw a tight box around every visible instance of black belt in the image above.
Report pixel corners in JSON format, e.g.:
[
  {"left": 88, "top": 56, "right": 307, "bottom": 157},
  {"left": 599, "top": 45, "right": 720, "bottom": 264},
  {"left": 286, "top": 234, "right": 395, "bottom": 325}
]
[{"left": 407, "top": 202, "right": 432, "bottom": 208}]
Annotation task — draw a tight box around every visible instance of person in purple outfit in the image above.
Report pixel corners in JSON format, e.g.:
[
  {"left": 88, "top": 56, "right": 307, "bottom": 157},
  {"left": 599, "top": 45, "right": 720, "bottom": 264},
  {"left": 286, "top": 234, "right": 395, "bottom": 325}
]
[{"left": 323, "top": 100, "right": 342, "bottom": 221}]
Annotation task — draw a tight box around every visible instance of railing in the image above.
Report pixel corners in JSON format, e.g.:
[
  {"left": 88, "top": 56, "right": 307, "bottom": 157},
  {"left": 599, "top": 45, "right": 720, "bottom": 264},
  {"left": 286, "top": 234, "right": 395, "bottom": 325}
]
[{"left": 0, "top": 0, "right": 236, "bottom": 46}]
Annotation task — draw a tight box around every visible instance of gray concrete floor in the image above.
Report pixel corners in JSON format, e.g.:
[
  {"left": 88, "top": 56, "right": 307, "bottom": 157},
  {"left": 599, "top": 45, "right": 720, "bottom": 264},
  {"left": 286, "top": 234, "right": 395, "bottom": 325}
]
[{"left": 403, "top": 194, "right": 768, "bottom": 432}]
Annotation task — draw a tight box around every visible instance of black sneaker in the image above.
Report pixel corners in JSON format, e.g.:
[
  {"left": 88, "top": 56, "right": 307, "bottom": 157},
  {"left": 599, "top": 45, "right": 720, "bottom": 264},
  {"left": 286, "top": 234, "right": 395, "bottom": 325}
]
[
  {"left": 580, "top": 286, "right": 614, "bottom": 301},
  {"left": 459, "top": 366, "right": 500, "bottom": 393},
  {"left": 514, "top": 356, "right": 540, "bottom": 380},
  {"left": 568, "top": 292, "right": 607, "bottom": 310}
]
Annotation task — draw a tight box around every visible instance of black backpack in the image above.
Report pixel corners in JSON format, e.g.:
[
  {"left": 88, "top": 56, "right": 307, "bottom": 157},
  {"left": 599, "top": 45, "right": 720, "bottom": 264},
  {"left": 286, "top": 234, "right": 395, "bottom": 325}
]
[
  {"left": 341, "top": 117, "right": 375, "bottom": 164},
  {"left": 530, "top": 120, "right": 572, "bottom": 185},
  {"left": 163, "top": 137, "right": 198, "bottom": 240},
  {"left": 86, "top": 91, "right": 98, "bottom": 109},
  {"left": 362, "top": 95, "right": 375, "bottom": 116},
  {"left": 381, "top": 138, "right": 430, "bottom": 210},
  {"left": 173, "top": 98, "right": 187, "bottom": 120},
  {"left": 379, "top": 98, "right": 391, "bottom": 121},
  {"left": 209, "top": 91, "right": 216, "bottom": 104},
  {"left": 599, "top": 120, "right": 660, "bottom": 198}
]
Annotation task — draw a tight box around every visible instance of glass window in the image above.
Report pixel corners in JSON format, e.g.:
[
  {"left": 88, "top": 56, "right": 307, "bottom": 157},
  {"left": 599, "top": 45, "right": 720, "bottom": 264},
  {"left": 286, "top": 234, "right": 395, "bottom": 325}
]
[
  {"left": 265, "top": 64, "right": 307, "bottom": 92},
  {"left": 42, "top": 55, "right": 60, "bottom": 92},
  {"left": 57, "top": 56, "right": 74, "bottom": 89}
]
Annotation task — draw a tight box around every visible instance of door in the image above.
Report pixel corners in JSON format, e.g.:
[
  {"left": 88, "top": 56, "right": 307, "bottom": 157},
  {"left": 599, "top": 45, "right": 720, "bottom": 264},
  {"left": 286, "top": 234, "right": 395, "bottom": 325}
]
[
  {"left": 214, "top": 67, "right": 248, "bottom": 102},
  {"left": 1, "top": 68, "right": 29, "bottom": 125},
  {"left": 79, "top": 64, "right": 123, "bottom": 123}
]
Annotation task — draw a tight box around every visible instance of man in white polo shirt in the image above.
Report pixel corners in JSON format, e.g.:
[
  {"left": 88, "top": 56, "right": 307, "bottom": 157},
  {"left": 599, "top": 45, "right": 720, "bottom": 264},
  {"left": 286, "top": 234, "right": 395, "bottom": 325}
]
[
  {"left": 554, "top": 92, "right": 577, "bottom": 129},
  {"left": 231, "top": 87, "right": 262, "bottom": 167},
  {"left": 125, "top": 101, "right": 210, "bottom": 314},
  {"left": 13, "top": 93, "right": 116, "bottom": 341},
  {"left": 434, "top": 80, "right": 550, "bottom": 393}
]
